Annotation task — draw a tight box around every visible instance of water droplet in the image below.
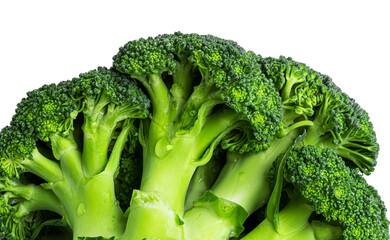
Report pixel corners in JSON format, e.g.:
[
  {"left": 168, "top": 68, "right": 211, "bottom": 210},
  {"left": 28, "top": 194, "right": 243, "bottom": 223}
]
[{"left": 77, "top": 203, "right": 86, "bottom": 216}]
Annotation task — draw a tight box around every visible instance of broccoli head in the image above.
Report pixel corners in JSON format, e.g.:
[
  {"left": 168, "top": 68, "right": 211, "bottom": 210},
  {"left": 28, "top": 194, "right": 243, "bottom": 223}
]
[
  {"left": 243, "top": 145, "right": 389, "bottom": 239},
  {"left": 0, "top": 67, "right": 150, "bottom": 239}
]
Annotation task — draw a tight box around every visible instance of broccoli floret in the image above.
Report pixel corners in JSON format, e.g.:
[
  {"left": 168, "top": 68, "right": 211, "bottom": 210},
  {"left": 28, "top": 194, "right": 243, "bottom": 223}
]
[
  {"left": 303, "top": 87, "right": 379, "bottom": 174},
  {"left": 0, "top": 67, "right": 150, "bottom": 239},
  {"left": 242, "top": 145, "right": 389, "bottom": 239},
  {"left": 183, "top": 56, "right": 381, "bottom": 239},
  {"left": 112, "top": 32, "right": 282, "bottom": 239},
  {"left": 261, "top": 56, "right": 379, "bottom": 175}
]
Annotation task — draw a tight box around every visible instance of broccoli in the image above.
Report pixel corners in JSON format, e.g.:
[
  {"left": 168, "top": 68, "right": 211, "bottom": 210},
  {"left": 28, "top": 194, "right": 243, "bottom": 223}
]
[
  {"left": 242, "top": 145, "right": 389, "bottom": 239},
  {"left": 182, "top": 56, "right": 382, "bottom": 239},
  {"left": 112, "top": 32, "right": 283, "bottom": 239},
  {"left": 0, "top": 67, "right": 150, "bottom": 239},
  {"left": 0, "top": 32, "right": 388, "bottom": 240}
]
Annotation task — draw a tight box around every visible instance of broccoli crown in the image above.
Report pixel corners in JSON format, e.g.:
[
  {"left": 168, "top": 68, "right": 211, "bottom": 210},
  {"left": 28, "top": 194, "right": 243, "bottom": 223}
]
[
  {"left": 69, "top": 67, "right": 150, "bottom": 114},
  {"left": 282, "top": 145, "right": 389, "bottom": 239},
  {"left": 113, "top": 32, "right": 282, "bottom": 151},
  {"left": 314, "top": 88, "right": 379, "bottom": 173},
  {"left": 0, "top": 67, "right": 149, "bottom": 170},
  {"left": 13, "top": 82, "right": 78, "bottom": 142},
  {"left": 0, "top": 67, "right": 150, "bottom": 238},
  {"left": 260, "top": 56, "right": 329, "bottom": 119},
  {"left": 259, "top": 56, "right": 378, "bottom": 174},
  {"left": 0, "top": 126, "right": 33, "bottom": 178}
]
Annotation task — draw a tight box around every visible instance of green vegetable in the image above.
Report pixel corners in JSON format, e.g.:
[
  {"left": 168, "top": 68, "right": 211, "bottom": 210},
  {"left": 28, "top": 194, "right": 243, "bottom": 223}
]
[
  {"left": 0, "top": 67, "right": 150, "bottom": 239},
  {"left": 0, "top": 32, "right": 388, "bottom": 240},
  {"left": 242, "top": 145, "right": 388, "bottom": 239}
]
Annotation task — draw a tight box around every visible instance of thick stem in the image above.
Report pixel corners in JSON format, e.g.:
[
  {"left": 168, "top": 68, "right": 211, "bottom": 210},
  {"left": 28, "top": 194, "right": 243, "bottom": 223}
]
[
  {"left": 119, "top": 190, "right": 185, "bottom": 240},
  {"left": 141, "top": 108, "right": 241, "bottom": 216},
  {"left": 140, "top": 135, "right": 198, "bottom": 216},
  {"left": 184, "top": 191, "right": 248, "bottom": 240},
  {"left": 242, "top": 197, "right": 315, "bottom": 240},
  {"left": 82, "top": 113, "right": 114, "bottom": 177},
  {"left": 48, "top": 130, "right": 124, "bottom": 239},
  {"left": 72, "top": 173, "right": 125, "bottom": 239},
  {"left": 212, "top": 130, "right": 299, "bottom": 214},
  {"left": 182, "top": 131, "right": 299, "bottom": 240},
  {"left": 50, "top": 133, "right": 84, "bottom": 184},
  {"left": 129, "top": 107, "right": 242, "bottom": 240},
  {"left": 51, "top": 173, "right": 125, "bottom": 239}
]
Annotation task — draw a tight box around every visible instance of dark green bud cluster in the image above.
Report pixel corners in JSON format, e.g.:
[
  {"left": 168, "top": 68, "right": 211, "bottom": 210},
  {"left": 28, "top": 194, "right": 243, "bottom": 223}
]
[
  {"left": 259, "top": 56, "right": 379, "bottom": 173},
  {"left": 0, "top": 127, "right": 36, "bottom": 178},
  {"left": 113, "top": 34, "right": 178, "bottom": 77},
  {"left": 72, "top": 67, "right": 147, "bottom": 105},
  {"left": 315, "top": 88, "right": 379, "bottom": 173},
  {"left": 11, "top": 82, "right": 78, "bottom": 142},
  {"left": 69, "top": 67, "right": 150, "bottom": 118},
  {"left": 260, "top": 56, "right": 328, "bottom": 119},
  {"left": 282, "top": 145, "right": 389, "bottom": 239},
  {"left": 114, "top": 32, "right": 283, "bottom": 151}
]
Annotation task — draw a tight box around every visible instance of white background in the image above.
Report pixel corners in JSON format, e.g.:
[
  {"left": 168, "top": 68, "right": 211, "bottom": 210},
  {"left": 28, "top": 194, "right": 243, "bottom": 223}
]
[{"left": 1, "top": 0, "right": 389, "bottom": 221}]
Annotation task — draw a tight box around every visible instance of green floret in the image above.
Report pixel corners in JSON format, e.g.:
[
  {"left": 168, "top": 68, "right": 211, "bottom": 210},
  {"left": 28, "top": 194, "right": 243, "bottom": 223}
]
[
  {"left": 114, "top": 32, "right": 282, "bottom": 151},
  {"left": 0, "top": 67, "right": 150, "bottom": 239},
  {"left": 183, "top": 56, "right": 381, "bottom": 239},
  {"left": 260, "top": 56, "right": 328, "bottom": 126},
  {"left": 183, "top": 56, "right": 326, "bottom": 238},
  {"left": 242, "top": 145, "right": 389, "bottom": 240},
  {"left": 260, "top": 56, "right": 379, "bottom": 174},
  {"left": 303, "top": 89, "right": 379, "bottom": 174},
  {"left": 112, "top": 32, "right": 282, "bottom": 240}
]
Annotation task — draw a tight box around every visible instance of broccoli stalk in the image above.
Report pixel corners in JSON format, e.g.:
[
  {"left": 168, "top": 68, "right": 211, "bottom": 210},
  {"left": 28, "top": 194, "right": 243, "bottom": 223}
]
[
  {"left": 183, "top": 130, "right": 303, "bottom": 240},
  {"left": 113, "top": 32, "right": 282, "bottom": 239},
  {"left": 0, "top": 67, "right": 150, "bottom": 239},
  {"left": 242, "top": 192, "right": 318, "bottom": 240},
  {"left": 47, "top": 129, "right": 129, "bottom": 239},
  {"left": 184, "top": 145, "right": 226, "bottom": 211}
]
